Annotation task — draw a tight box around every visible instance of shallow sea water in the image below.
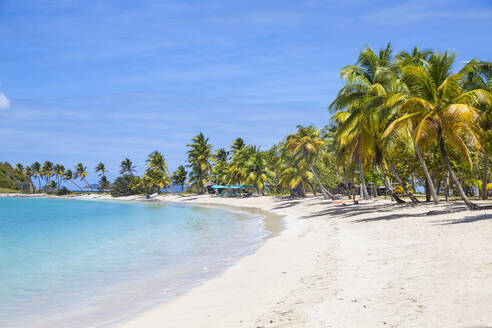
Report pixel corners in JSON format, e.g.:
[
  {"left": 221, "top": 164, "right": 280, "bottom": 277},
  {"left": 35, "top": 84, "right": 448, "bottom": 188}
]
[{"left": 0, "top": 197, "right": 268, "bottom": 327}]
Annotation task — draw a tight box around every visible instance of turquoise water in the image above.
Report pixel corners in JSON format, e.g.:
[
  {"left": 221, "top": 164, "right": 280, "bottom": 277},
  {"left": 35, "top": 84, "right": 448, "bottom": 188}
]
[{"left": 0, "top": 197, "right": 267, "bottom": 327}]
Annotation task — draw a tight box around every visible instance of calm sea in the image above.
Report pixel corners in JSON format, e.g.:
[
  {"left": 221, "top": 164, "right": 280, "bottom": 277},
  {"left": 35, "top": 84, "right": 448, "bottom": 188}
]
[{"left": 0, "top": 197, "right": 268, "bottom": 327}]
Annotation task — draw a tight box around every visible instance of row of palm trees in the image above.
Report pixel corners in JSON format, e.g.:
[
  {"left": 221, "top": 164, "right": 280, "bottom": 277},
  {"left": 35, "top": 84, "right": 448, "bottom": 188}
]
[
  {"left": 16, "top": 161, "right": 110, "bottom": 192},
  {"left": 181, "top": 45, "right": 491, "bottom": 210},
  {"left": 329, "top": 44, "right": 491, "bottom": 210},
  {"left": 12, "top": 45, "right": 490, "bottom": 209}
]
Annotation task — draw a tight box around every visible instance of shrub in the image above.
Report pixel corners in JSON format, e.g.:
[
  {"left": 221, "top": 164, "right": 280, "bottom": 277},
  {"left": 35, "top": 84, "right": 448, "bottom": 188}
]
[{"left": 110, "top": 174, "right": 142, "bottom": 197}]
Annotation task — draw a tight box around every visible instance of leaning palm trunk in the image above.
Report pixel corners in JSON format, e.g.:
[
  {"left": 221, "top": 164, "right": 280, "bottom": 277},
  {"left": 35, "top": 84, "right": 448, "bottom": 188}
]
[
  {"left": 385, "top": 158, "right": 419, "bottom": 204},
  {"left": 415, "top": 144, "right": 439, "bottom": 204},
  {"left": 375, "top": 164, "right": 405, "bottom": 204},
  {"left": 358, "top": 158, "right": 370, "bottom": 200},
  {"left": 82, "top": 179, "right": 92, "bottom": 192},
  {"left": 437, "top": 126, "right": 478, "bottom": 210},
  {"left": 70, "top": 180, "right": 84, "bottom": 191},
  {"left": 481, "top": 150, "right": 489, "bottom": 200},
  {"left": 303, "top": 154, "right": 336, "bottom": 200}
]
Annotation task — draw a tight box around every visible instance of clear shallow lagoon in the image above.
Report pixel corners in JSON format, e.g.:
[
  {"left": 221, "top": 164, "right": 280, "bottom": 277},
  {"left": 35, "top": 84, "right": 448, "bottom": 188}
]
[{"left": 0, "top": 197, "right": 268, "bottom": 327}]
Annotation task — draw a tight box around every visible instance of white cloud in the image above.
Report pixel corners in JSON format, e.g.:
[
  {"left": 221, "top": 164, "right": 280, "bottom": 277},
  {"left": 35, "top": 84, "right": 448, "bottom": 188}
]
[{"left": 0, "top": 93, "right": 11, "bottom": 111}]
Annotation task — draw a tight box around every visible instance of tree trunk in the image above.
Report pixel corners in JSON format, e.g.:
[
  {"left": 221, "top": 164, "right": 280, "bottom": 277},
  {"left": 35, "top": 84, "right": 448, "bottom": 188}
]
[
  {"left": 375, "top": 164, "right": 405, "bottom": 204},
  {"left": 437, "top": 125, "right": 478, "bottom": 210},
  {"left": 415, "top": 144, "right": 438, "bottom": 204},
  {"left": 481, "top": 150, "right": 489, "bottom": 200},
  {"left": 304, "top": 154, "right": 336, "bottom": 200},
  {"left": 342, "top": 161, "right": 349, "bottom": 196},
  {"left": 297, "top": 181, "right": 306, "bottom": 197},
  {"left": 70, "top": 180, "right": 83, "bottom": 191},
  {"left": 424, "top": 178, "right": 431, "bottom": 202},
  {"left": 83, "top": 178, "right": 92, "bottom": 192},
  {"left": 358, "top": 158, "right": 370, "bottom": 200},
  {"left": 444, "top": 171, "right": 449, "bottom": 202},
  {"left": 305, "top": 180, "right": 317, "bottom": 196},
  {"left": 386, "top": 158, "right": 420, "bottom": 204}
]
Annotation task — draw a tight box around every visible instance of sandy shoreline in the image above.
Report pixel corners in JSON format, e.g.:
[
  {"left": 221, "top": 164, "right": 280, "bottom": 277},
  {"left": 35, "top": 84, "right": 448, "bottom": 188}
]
[{"left": 2, "top": 193, "right": 492, "bottom": 327}]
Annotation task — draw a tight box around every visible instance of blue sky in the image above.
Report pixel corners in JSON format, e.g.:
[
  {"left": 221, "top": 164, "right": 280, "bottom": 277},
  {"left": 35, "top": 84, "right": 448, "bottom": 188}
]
[{"left": 1, "top": 0, "right": 491, "bottom": 183}]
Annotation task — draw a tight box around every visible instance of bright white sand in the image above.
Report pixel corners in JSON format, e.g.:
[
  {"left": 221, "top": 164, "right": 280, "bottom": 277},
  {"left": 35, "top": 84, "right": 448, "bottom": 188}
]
[
  {"left": 3, "top": 193, "right": 491, "bottom": 327},
  {"left": 117, "top": 195, "right": 492, "bottom": 328}
]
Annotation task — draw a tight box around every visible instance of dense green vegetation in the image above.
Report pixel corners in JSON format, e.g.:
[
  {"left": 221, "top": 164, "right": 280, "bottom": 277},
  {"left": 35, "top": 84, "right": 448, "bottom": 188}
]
[
  {"left": 0, "top": 162, "right": 33, "bottom": 192},
  {"left": 5, "top": 44, "right": 491, "bottom": 209}
]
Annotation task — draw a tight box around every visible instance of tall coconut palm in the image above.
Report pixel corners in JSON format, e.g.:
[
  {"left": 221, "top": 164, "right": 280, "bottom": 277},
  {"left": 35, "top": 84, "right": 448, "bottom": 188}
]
[
  {"left": 24, "top": 166, "right": 35, "bottom": 193},
  {"left": 146, "top": 151, "right": 169, "bottom": 174},
  {"left": 212, "top": 148, "right": 229, "bottom": 186},
  {"left": 244, "top": 147, "right": 274, "bottom": 195},
  {"left": 172, "top": 165, "right": 188, "bottom": 192},
  {"left": 95, "top": 163, "right": 106, "bottom": 177},
  {"left": 394, "top": 46, "right": 433, "bottom": 68},
  {"left": 277, "top": 140, "right": 313, "bottom": 197},
  {"left": 53, "top": 164, "right": 65, "bottom": 190},
  {"left": 15, "top": 163, "right": 23, "bottom": 175},
  {"left": 74, "top": 163, "right": 92, "bottom": 191},
  {"left": 31, "top": 161, "right": 42, "bottom": 192},
  {"left": 137, "top": 168, "right": 170, "bottom": 196},
  {"left": 98, "top": 175, "right": 111, "bottom": 191},
  {"left": 64, "top": 169, "right": 84, "bottom": 191},
  {"left": 187, "top": 132, "right": 212, "bottom": 194},
  {"left": 41, "top": 161, "right": 54, "bottom": 190},
  {"left": 384, "top": 52, "right": 489, "bottom": 209},
  {"left": 461, "top": 61, "right": 492, "bottom": 199},
  {"left": 286, "top": 125, "right": 336, "bottom": 200},
  {"left": 120, "top": 158, "right": 136, "bottom": 176},
  {"left": 330, "top": 44, "right": 396, "bottom": 200},
  {"left": 231, "top": 137, "right": 245, "bottom": 154}
]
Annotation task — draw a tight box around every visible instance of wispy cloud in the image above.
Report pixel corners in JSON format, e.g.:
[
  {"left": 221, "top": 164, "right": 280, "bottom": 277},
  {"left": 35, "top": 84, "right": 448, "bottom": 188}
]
[
  {"left": 363, "top": 0, "right": 492, "bottom": 24},
  {"left": 0, "top": 93, "right": 11, "bottom": 111}
]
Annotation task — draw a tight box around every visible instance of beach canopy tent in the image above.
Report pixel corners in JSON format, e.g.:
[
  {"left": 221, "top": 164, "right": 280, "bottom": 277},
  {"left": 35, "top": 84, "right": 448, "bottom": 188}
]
[{"left": 211, "top": 184, "right": 246, "bottom": 189}]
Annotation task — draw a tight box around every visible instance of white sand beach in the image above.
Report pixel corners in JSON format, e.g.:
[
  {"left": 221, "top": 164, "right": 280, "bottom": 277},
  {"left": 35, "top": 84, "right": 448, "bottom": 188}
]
[{"left": 111, "top": 195, "right": 491, "bottom": 328}]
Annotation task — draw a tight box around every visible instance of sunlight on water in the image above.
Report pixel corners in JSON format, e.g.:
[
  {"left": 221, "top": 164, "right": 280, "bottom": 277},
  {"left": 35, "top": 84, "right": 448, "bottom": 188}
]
[{"left": 0, "top": 198, "right": 267, "bottom": 327}]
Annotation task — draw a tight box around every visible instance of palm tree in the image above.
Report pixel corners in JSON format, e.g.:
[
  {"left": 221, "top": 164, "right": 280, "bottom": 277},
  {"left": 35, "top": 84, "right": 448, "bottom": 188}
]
[
  {"left": 137, "top": 168, "right": 170, "bottom": 197},
  {"left": 146, "top": 151, "right": 169, "bottom": 174},
  {"left": 172, "top": 165, "right": 188, "bottom": 192},
  {"left": 24, "top": 166, "right": 35, "bottom": 193},
  {"left": 395, "top": 46, "right": 433, "bottom": 68},
  {"left": 31, "top": 161, "right": 42, "bottom": 192},
  {"left": 331, "top": 44, "right": 423, "bottom": 203},
  {"left": 385, "top": 53, "right": 489, "bottom": 209},
  {"left": 74, "top": 163, "right": 92, "bottom": 191},
  {"left": 15, "top": 163, "right": 23, "bottom": 175},
  {"left": 212, "top": 148, "right": 229, "bottom": 186},
  {"left": 231, "top": 137, "right": 245, "bottom": 154},
  {"left": 244, "top": 147, "right": 274, "bottom": 195},
  {"left": 187, "top": 132, "right": 212, "bottom": 194},
  {"left": 461, "top": 61, "right": 492, "bottom": 199},
  {"left": 41, "top": 161, "right": 54, "bottom": 190},
  {"left": 287, "top": 125, "right": 336, "bottom": 200},
  {"left": 95, "top": 163, "right": 106, "bottom": 177},
  {"left": 64, "top": 169, "right": 83, "bottom": 191},
  {"left": 330, "top": 44, "right": 396, "bottom": 200},
  {"left": 98, "top": 175, "right": 111, "bottom": 191},
  {"left": 120, "top": 158, "right": 136, "bottom": 176},
  {"left": 53, "top": 164, "right": 65, "bottom": 190},
  {"left": 277, "top": 140, "right": 313, "bottom": 197}
]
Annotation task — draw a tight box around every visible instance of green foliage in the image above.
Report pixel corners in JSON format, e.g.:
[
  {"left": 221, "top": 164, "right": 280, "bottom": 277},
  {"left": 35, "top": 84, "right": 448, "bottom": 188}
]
[
  {"left": 172, "top": 165, "right": 188, "bottom": 192},
  {"left": 110, "top": 174, "right": 142, "bottom": 197},
  {"left": 0, "top": 162, "right": 30, "bottom": 190}
]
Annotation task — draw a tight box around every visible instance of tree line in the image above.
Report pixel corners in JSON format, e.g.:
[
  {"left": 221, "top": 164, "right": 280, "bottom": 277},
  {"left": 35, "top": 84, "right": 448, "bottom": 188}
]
[{"left": 11, "top": 44, "right": 492, "bottom": 209}]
